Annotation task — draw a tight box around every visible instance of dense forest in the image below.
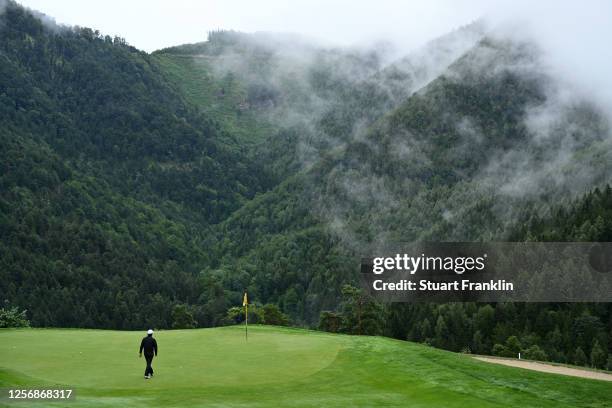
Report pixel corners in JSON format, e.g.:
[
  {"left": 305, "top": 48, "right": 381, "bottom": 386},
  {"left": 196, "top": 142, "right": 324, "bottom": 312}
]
[
  {"left": 383, "top": 186, "right": 612, "bottom": 370},
  {"left": 1, "top": 1, "right": 611, "bottom": 370},
  {"left": 0, "top": 2, "right": 272, "bottom": 328}
]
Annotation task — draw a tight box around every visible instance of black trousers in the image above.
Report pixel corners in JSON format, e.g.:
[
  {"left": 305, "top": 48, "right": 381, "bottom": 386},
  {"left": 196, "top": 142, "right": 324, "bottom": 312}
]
[{"left": 144, "top": 354, "right": 154, "bottom": 376}]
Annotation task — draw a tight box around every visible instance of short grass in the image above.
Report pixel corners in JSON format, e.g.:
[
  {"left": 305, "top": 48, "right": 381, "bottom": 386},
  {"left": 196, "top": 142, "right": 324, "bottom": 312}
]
[{"left": 0, "top": 325, "right": 610, "bottom": 407}]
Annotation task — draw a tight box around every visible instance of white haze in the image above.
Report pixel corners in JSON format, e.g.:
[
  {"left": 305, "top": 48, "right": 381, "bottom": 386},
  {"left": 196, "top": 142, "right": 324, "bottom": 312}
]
[
  {"left": 6, "top": 0, "right": 612, "bottom": 245},
  {"left": 14, "top": 0, "right": 612, "bottom": 110},
  {"left": 485, "top": 0, "right": 612, "bottom": 113}
]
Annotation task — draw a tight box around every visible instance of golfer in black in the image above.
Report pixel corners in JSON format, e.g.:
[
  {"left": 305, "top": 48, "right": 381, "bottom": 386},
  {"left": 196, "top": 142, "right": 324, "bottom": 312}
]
[{"left": 139, "top": 329, "right": 158, "bottom": 379}]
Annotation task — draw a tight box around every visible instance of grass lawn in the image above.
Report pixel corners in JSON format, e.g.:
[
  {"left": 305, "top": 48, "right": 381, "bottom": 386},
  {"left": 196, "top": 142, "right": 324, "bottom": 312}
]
[{"left": 0, "top": 325, "right": 610, "bottom": 407}]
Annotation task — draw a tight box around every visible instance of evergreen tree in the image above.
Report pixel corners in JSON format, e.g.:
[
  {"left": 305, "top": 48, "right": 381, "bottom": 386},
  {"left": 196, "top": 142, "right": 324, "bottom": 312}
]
[
  {"left": 574, "top": 347, "right": 587, "bottom": 367},
  {"left": 171, "top": 304, "right": 196, "bottom": 329},
  {"left": 590, "top": 340, "right": 606, "bottom": 369}
]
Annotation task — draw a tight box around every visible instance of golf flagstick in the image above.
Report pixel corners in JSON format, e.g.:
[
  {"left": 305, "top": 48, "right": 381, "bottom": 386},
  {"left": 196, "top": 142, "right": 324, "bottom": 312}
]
[{"left": 243, "top": 291, "right": 248, "bottom": 341}]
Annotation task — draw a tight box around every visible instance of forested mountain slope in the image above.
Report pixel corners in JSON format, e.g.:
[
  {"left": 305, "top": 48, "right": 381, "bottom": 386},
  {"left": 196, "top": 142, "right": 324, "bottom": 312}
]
[
  {"left": 0, "top": 2, "right": 272, "bottom": 327},
  {"left": 185, "top": 33, "right": 611, "bottom": 326},
  {"left": 311, "top": 37, "right": 611, "bottom": 248}
]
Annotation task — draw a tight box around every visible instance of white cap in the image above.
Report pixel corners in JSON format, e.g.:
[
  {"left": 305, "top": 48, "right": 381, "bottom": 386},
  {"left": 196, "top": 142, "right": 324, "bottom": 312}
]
[{"left": 147, "top": 329, "right": 153, "bottom": 335}]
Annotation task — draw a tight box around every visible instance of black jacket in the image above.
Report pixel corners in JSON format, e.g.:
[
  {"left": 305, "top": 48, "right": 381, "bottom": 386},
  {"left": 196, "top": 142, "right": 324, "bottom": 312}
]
[{"left": 139, "top": 335, "right": 158, "bottom": 356}]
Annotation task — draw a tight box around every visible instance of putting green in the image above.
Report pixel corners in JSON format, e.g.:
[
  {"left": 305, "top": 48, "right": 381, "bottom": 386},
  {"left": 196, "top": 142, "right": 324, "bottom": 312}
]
[
  {"left": 0, "top": 325, "right": 610, "bottom": 407},
  {"left": 0, "top": 326, "right": 341, "bottom": 389}
]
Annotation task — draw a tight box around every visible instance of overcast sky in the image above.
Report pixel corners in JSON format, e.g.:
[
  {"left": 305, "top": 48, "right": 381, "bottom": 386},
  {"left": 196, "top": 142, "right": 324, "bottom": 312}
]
[
  {"left": 14, "top": 1, "right": 612, "bottom": 108},
  {"left": 17, "top": 0, "right": 490, "bottom": 53}
]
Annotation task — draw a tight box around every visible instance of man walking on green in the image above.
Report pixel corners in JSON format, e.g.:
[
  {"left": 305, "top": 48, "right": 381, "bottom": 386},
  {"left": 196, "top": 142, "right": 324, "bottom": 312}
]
[{"left": 139, "top": 329, "right": 158, "bottom": 379}]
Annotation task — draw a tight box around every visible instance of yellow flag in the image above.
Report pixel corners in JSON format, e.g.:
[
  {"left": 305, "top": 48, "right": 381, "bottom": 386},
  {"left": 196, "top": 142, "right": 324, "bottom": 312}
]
[{"left": 242, "top": 292, "right": 248, "bottom": 306}]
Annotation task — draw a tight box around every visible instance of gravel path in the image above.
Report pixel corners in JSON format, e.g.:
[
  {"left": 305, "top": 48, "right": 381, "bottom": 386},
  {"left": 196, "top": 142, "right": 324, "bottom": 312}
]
[{"left": 473, "top": 356, "right": 612, "bottom": 382}]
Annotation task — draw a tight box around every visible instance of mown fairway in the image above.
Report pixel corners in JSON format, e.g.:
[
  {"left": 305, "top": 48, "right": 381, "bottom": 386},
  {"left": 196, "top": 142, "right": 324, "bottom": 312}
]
[{"left": 0, "top": 326, "right": 610, "bottom": 407}]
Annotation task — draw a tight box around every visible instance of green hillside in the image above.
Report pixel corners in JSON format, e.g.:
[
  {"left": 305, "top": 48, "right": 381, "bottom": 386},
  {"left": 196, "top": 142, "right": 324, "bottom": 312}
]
[
  {"left": 1, "top": 0, "right": 611, "bottom": 373},
  {"left": 1, "top": 326, "right": 610, "bottom": 407}
]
